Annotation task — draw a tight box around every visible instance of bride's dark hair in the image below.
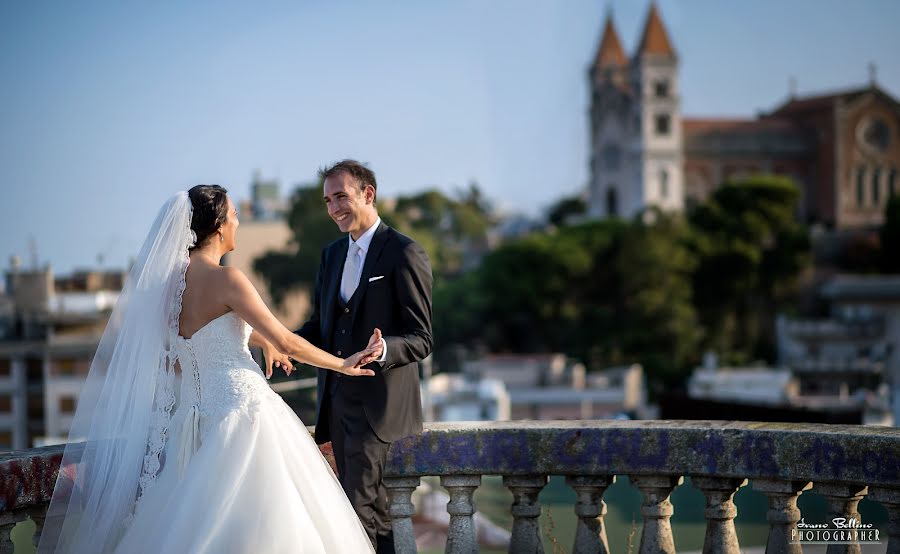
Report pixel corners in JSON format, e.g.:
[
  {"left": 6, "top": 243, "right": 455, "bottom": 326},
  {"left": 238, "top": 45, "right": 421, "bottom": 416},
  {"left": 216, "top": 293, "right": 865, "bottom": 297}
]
[{"left": 188, "top": 184, "right": 229, "bottom": 251}]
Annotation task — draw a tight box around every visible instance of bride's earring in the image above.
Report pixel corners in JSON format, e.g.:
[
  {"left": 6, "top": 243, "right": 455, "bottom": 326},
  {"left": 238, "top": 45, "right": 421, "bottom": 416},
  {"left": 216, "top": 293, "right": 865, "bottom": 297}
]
[{"left": 219, "top": 234, "right": 224, "bottom": 243}]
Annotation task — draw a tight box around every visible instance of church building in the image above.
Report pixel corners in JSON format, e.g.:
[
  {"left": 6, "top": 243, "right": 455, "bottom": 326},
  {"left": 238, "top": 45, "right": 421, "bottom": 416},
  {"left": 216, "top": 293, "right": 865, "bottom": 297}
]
[{"left": 587, "top": 4, "right": 900, "bottom": 230}]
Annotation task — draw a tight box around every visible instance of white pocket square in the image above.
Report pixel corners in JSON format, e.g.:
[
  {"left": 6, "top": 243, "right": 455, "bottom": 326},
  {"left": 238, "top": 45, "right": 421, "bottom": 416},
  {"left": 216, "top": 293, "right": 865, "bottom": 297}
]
[{"left": 368, "top": 275, "right": 385, "bottom": 282}]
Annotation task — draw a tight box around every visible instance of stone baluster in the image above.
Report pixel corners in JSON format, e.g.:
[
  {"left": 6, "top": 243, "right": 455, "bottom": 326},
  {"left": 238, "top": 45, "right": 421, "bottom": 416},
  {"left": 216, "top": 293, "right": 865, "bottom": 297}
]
[
  {"left": 631, "top": 475, "right": 683, "bottom": 554},
  {"left": 0, "top": 511, "right": 31, "bottom": 554},
  {"left": 693, "top": 476, "right": 747, "bottom": 554},
  {"left": 385, "top": 476, "right": 421, "bottom": 554},
  {"left": 27, "top": 506, "right": 45, "bottom": 549},
  {"left": 816, "top": 483, "right": 868, "bottom": 554},
  {"left": 752, "top": 478, "right": 812, "bottom": 554},
  {"left": 566, "top": 475, "right": 615, "bottom": 554},
  {"left": 0, "top": 516, "right": 16, "bottom": 554},
  {"left": 503, "top": 475, "right": 548, "bottom": 554},
  {"left": 441, "top": 475, "right": 481, "bottom": 554},
  {"left": 868, "top": 487, "right": 900, "bottom": 554}
]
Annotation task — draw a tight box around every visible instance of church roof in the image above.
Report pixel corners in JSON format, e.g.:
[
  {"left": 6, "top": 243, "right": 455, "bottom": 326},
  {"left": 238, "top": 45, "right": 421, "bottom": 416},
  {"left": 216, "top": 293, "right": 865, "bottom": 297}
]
[
  {"left": 682, "top": 117, "right": 800, "bottom": 136},
  {"left": 770, "top": 85, "right": 897, "bottom": 116},
  {"left": 683, "top": 117, "right": 814, "bottom": 156},
  {"left": 636, "top": 3, "right": 676, "bottom": 57},
  {"left": 594, "top": 14, "right": 627, "bottom": 68}
]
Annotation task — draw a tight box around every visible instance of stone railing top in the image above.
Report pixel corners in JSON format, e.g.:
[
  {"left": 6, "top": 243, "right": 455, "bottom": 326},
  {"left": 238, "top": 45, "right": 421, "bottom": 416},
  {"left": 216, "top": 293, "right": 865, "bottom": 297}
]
[
  {"left": 2, "top": 421, "right": 899, "bottom": 513},
  {"left": 0, "top": 444, "right": 64, "bottom": 513},
  {"left": 385, "top": 420, "right": 900, "bottom": 485}
]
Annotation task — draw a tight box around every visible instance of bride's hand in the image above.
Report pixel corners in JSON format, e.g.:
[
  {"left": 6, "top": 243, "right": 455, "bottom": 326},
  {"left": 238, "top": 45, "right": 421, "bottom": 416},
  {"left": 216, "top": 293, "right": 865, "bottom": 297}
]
[
  {"left": 340, "top": 346, "right": 379, "bottom": 376},
  {"left": 262, "top": 341, "right": 294, "bottom": 379}
]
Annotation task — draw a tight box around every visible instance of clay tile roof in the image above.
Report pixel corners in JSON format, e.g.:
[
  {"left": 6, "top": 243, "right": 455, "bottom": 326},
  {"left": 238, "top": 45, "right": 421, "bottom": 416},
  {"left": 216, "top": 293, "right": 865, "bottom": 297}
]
[
  {"left": 637, "top": 3, "right": 675, "bottom": 57},
  {"left": 594, "top": 15, "right": 627, "bottom": 68},
  {"left": 771, "top": 86, "right": 872, "bottom": 116},
  {"left": 682, "top": 117, "right": 800, "bottom": 136}
]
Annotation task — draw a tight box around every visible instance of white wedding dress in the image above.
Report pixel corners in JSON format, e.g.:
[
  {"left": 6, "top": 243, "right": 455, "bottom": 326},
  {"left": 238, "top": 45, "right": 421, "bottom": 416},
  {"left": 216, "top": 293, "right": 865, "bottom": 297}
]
[{"left": 113, "top": 311, "right": 375, "bottom": 553}]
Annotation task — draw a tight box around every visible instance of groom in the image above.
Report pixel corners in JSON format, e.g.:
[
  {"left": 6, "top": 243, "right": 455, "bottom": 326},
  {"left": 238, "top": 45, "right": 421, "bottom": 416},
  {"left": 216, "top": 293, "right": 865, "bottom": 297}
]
[{"left": 295, "top": 159, "right": 432, "bottom": 553}]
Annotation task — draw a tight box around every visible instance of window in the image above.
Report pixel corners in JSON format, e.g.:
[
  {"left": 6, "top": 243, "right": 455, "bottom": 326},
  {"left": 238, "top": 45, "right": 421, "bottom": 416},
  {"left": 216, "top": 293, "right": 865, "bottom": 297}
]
[
  {"left": 655, "top": 114, "right": 670, "bottom": 136},
  {"left": 659, "top": 169, "right": 669, "bottom": 199},
  {"left": 603, "top": 144, "right": 621, "bottom": 170},
  {"left": 872, "top": 167, "right": 882, "bottom": 205},
  {"left": 0, "top": 431, "right": 11, "bottom": 448},
  {"left": 59, "top": 396, "right": 77, "bottom": 413},
  {"left": 606, "top": 187, "right": 618, "bottom": 216},
  {"left": 26, "top": 358, "right": 42, "bottom": 380},
  {"left": 856, "top": 166, "right": 866, "bottom": 206},
  {"left": 654, "top": 80, "right": 670, "bottom": 98},
  {"left": 54, "top": 358, "right": 76, "bottom": 376},
  {"left": 0, "top": 359, "right": 9, "bottom": 378},
  {"left": 0, "top": 395, "right": 11, "bottom": 413}
]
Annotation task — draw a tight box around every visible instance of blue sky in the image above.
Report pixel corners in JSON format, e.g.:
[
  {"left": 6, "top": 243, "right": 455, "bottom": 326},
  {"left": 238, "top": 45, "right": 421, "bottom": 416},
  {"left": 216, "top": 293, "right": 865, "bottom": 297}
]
[{"left": 2, "top": 0, "right": 899, "bottom": 274}]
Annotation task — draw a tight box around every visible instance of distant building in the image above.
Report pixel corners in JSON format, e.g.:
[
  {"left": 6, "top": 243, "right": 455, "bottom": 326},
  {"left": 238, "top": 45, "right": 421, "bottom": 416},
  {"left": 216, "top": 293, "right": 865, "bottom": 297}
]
[
  {"left": 588, "top": 4, "right": 684, "bottom": 219},
  {"left": 777, "top": 274, "right": 900, "bottom": 424},
  {"left": 0, "top": 259, "right": 125, "bottom": 450},
  {"left": 230, "top": 176, "right": 309, "bottom": 330},
  {"left": 424, "top": 374, "right": 510, "bottom": 422},
  {"left": 671, "top": 363, "right": 892, "bottom": 426},
  {"left": 247, "top": 170, "right": 288, "bottom": 221},
  {"left": 588, "top": 4, "right": 900, "bottom": 229},
  {"left": 452, "top": 354, "right": 647, "bottom": 420}
]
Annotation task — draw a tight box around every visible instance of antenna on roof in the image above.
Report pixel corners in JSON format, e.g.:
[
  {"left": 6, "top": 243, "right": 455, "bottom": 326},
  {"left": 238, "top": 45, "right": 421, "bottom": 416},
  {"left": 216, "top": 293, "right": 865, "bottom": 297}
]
[
  {"left": 788, "top": 76, "right": 797, "bottom": 99},
  {"left": 868, "top": 62, "right": 878, "bottom": 87},
  {"left": 27, "top": 236, "right": 39, "bottom": 270}
]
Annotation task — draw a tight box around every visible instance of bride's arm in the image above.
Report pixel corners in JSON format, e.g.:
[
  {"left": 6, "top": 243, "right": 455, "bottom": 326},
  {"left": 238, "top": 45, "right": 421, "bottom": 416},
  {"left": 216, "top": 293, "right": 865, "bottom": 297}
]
[{"left": 221, "top": 267, "right": 376, "bottom": 375}]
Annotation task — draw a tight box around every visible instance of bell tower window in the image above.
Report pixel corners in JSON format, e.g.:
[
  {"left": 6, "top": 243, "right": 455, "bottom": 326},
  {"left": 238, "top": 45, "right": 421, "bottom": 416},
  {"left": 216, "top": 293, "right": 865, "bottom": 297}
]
[
  {"left": 654, "top": 80, "right": 670, "bottom": 98},
  {"left": 655, "top": 114, "right": 670, "bottom": 136}
]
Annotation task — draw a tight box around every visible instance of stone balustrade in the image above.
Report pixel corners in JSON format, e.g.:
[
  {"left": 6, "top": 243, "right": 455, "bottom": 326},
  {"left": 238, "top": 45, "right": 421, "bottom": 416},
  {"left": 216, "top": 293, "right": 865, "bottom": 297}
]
[{"left": 2, "top": 420, "right": 899, "bottom": 553}]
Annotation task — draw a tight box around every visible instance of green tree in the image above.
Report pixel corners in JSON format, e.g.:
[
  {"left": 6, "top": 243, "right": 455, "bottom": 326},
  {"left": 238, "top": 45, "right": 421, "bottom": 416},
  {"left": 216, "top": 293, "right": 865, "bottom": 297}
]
[
  {"left": 689, "top": 175, "right": 810, "bottom": 362},
  {"left": 614, "top": 210, "right": 701, "bottom": 383},
  {"left": 387, "top": 184, "right": 495, "bottom": 277},
  {"left": 437, "top": 214, "right": 701, "bottom": 384},
  {"left": 254, "top": 183, "right": 341, "bottom": 305},
  {"left": 547, "top": 195, "right": 588, "bottom": 227},
  {"left": 255, "top": 182, "right": 496, "bottom": 307},
  {"left": 475, "top": 229, "right": 594, "bottom": 352}
]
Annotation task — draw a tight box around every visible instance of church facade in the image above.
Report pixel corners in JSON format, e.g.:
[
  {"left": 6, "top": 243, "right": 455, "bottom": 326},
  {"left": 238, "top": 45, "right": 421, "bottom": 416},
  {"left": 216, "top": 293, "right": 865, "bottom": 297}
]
[{"left": 587, "top": 4, "right": 900, "bottom": 230}]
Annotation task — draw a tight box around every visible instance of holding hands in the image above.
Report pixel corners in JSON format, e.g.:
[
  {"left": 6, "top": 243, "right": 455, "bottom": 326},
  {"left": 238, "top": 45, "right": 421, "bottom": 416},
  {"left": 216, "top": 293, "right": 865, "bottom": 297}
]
[
  {"left": 340, "top": 328, "right": 383, "bottom": 376},
  {"left": 261, "top": 328, "right": 384, "bottom": 379},
  {"left": 262, "top": 340, "right": 295, "bottom": 379}
]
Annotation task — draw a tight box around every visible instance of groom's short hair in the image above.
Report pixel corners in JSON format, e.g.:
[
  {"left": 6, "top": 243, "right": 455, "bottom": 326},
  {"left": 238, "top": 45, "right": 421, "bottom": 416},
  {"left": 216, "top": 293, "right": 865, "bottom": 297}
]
[{"left": 319, "top": 159, "right": 377, "bottom": 202}]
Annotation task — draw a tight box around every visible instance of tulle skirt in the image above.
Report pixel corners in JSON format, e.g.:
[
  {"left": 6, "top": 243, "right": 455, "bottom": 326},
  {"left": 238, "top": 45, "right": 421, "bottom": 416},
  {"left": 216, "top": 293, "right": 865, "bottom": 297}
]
[{"left": 115, "top": 387, "right": 375, "bottom": 553}]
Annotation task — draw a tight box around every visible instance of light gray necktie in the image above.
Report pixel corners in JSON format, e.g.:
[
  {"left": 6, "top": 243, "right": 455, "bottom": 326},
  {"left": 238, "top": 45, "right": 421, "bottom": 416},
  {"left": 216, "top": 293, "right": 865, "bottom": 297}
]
[{"left": 340, "top": 242, "right": 361, "bottom": 302}]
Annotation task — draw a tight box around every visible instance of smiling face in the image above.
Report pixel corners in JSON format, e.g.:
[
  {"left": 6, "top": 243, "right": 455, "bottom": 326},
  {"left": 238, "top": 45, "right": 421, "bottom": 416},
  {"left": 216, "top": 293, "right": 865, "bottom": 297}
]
[{"left": 323, "top": 171, "right": 377, "bottom": 240}]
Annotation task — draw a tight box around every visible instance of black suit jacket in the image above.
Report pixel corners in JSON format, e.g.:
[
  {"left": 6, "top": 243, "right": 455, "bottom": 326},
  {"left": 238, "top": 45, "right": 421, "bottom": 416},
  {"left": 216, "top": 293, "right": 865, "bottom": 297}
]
[{"left": 296, "top": 222, "right": 432, "bottom": 444}]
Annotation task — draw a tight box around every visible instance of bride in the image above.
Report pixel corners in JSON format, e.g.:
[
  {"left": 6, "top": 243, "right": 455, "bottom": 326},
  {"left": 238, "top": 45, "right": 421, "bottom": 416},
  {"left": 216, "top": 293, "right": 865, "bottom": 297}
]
[{"left": 39, "top": 185, "right": 379, "bottom": 553}]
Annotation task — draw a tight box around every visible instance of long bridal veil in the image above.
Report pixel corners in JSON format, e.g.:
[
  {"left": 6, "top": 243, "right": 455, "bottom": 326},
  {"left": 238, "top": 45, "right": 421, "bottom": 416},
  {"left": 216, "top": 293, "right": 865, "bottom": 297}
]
[{"left": 39, "top": 192, "right": 194, "bottom": 553}]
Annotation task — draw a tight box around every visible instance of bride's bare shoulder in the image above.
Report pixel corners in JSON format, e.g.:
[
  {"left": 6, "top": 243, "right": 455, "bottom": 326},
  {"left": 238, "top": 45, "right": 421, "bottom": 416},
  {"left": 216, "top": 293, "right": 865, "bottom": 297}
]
[{"left": 216, "top": 265, "right": 255, "bottom": 293}]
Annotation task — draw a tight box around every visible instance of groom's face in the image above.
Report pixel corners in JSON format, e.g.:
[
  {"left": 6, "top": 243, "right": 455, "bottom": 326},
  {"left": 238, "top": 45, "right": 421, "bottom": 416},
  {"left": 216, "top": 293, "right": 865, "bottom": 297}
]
[{"left": 323, "top": 172, "right": 375, "bottom": 238}]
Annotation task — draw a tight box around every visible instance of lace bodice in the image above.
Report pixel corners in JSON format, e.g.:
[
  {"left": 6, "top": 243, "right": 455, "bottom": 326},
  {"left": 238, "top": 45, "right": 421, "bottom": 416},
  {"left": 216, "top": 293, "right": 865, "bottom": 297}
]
[{"left": 173, "top": 311, "right": 272, "bottom": 433}]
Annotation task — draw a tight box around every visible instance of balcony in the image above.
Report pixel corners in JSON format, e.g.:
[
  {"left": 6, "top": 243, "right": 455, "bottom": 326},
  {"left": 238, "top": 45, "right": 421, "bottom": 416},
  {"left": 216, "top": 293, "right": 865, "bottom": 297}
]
[
  {"left": 2, "top": 420, "right": 899, "bottom": 553},
  {"left": 782, "top": 318, "right": 886, "bottom": 341}
]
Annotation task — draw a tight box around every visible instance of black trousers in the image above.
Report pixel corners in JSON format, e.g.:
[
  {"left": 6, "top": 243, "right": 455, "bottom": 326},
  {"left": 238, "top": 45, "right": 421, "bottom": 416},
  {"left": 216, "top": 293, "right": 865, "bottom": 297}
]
[{"left": 327, "top": 384, "right": 394, "bottom": 553}]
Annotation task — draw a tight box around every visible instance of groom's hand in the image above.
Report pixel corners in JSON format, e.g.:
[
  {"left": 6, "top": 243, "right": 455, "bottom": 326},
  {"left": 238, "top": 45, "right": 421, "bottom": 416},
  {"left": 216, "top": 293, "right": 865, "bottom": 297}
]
[{"left": 365, "top": 328, "right": 383, "bottom": 361}]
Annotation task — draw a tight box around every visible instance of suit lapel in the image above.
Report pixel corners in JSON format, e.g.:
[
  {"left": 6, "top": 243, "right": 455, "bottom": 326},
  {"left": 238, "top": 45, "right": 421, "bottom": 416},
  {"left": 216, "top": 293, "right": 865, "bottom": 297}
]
[
  {"left": 321, "top": 238, "right": 348, "bottom": 335},
  {"left": 352, "top": 222, "right": 391, "bottom": 306}
]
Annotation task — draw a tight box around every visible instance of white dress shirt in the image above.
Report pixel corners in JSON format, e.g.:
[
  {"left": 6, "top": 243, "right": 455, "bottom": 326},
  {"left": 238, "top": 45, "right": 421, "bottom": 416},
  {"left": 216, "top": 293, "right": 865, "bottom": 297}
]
[{"left": 341, "top": 217, "right": 388, "bottom": 363}]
